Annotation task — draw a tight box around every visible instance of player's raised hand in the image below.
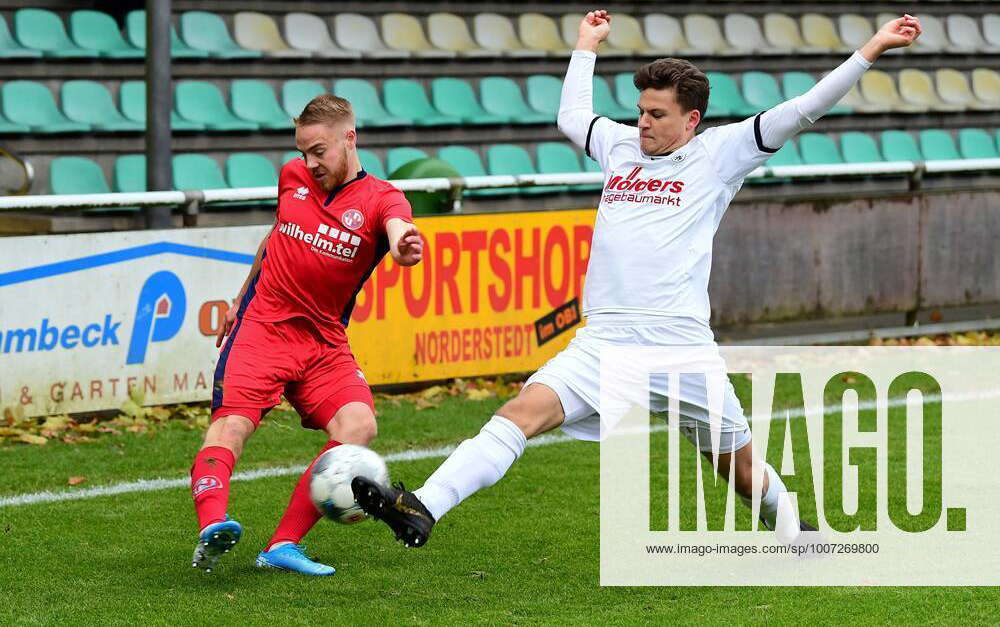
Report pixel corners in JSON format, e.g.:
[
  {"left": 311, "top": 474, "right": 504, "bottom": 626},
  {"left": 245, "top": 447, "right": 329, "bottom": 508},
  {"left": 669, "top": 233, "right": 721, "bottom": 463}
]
[
  {"left": 576, "top": 10, "right": 611, "bottom": 52},
  {"left": 215, "top": 305, "right": 238, "bottom": 348},
  {"left": 873, "top": 14, "right": 922, "bottom": 51},
  {"left": 395, "top": 225, "right": 423, "bottom": 266}
]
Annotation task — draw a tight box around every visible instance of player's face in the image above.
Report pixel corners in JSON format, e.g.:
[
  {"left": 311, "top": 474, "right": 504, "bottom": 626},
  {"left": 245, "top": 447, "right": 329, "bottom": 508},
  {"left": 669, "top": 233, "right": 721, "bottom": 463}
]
[
  {"left": 636, "top": 88, "right": 701, "bottom": 156},
  {"left": 295, "top": 122, "right": 356, "bottom": 192}
]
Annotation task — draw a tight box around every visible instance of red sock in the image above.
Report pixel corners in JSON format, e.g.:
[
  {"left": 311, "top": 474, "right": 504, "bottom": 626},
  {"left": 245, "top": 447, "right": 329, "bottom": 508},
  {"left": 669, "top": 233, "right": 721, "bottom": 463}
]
[
  {"left": 191, "top": 446, "right": 236, "bottom": 530},
  {"left": 267, "top": 440, "right": 341, "bottom": 550}
]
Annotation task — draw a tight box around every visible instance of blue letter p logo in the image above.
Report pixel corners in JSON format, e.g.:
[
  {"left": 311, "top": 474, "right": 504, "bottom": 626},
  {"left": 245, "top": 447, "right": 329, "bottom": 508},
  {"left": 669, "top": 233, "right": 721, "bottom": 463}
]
[{"left": 126, "top": 271, "right": 187, "bottom": 365}]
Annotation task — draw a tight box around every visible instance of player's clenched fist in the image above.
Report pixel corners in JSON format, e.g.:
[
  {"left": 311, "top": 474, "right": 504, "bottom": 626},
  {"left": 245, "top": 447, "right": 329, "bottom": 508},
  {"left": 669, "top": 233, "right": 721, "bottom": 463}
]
[
  {"left": 873, "top": 14, "right": 922, "bottom": 51},
  {"left": 576, "top": 10, "right": 611, "bottom": 52},
  {"left": 395, "top": 225, "right": 423, "bottom": 266},
  {"left": 215, "top": 305, "right": 238, "bottom": 348}
]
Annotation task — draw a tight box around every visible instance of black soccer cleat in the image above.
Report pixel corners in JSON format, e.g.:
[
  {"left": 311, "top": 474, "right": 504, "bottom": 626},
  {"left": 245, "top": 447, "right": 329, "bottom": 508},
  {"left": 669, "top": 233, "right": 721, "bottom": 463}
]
[
  {"left": 799, "top": 519, "right": 817, "bottom": 532},
  {"left": 351, "top": 476, "right": 436, "bottom": 548}
]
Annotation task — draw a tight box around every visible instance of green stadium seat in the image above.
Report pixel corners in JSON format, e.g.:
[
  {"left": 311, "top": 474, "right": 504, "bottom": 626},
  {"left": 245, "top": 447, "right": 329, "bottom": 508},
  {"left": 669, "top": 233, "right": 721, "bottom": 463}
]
[
  {"left": 431, "top": 78, "right": 509, "bottom": 125},
  {"left": 230, "top": 80, "right": 293, "bottom": 130},
  {"left": 282, "top": 80, "right": 325, "bottom": 119},
  {"left": 179, "top": 11, "right": 261, "bottom": 59},
  {"left": 386, "top": 147, "right": 429, "bottom": 175},
  {"left": 1, "top": 81, "right": 89, "bottom": 133},
  {"left": 593, "top": 76, "right": 633, "bottom": 121},
  {"left": 14, "top": 9, "right": 94, "bottom": 58},
  {"left": 0, "top": 15, "right": 41, "bottom": 58},
  {"left": 358, "top": 148, "right": 386, "bottom": 179},
  {"left": 70, "top": 10, "right": 144, "bottom": 58},
  {"left": 840, "top": 131, "right": 884, "bottom": 163},
  {"left": 479, "top": 77, "right": 552, "bottom": 124},
  {"left": 919, "top": 129, "right": 962, "bottom": 161},
  {"left": 799, "top": 132, "right": 844, "bottom": 165},
  {"left": 705, "top": 72, "right": 757, "bottom": 118},
  {"left": 741, "top": 72, "right": 783, "bottom": 112},
  {"left": 173, "top": 154, "right": 228, "bottom": 190},
  {"left": 383, "top": 79, "right": 461, "bottom": 127},
  {"left": 119, "top": 81, "right": 205, "bottom": 131},
  {"left": 333, "top": 79, "right": 409, "bottom": 127},
  {"left": 582, "top": 154, "right": 602, "bottom": 173},
  {"left": 525, "top": 75, "right": 562, "bottom": 117},
  {"left": 781, "top": 72, "right": 851, "bottom": 114},
  {"left": 0, "top": 113, "right": 29, "bottom": 133},
  {"left": 436, "top": 145, "right": 504, "bottom": 197},
  {"left": 281, "top": 151, "right": 301, "bottom": 167},
  {"left": 957, "top": 128, "right": 999, "bottom": 159},
  {"left": 50, "top": 156, "right": 110, "bottom": 194},
  {"left": 880, "top": 130, "right": 923, "bottom": 162},
  {"left": 226, "top": 152, "right": 278, "bottom": 188},
  {"left": 175, "top": 81, "right": 259, "bottom": 131},
  {"left": 537, "top": 142, "right": 599, "bottom": 192},
  {"left": 614, "top": 73, "right": 638, "bottom": 112},
  {"left": 125, "top": 10, "right": 207, "bottom": 58},
  {"left": 61, "top": 81, "right": 144, "bottom": 132},
  {"left": 747, "top": 139, "right": 802, "bottom": 184},
  {"left": 113, "top": 154, "right": 146, "bottom": 192},
  {"left": 487, "top": 144, "right": 567, "bottom": 195}
]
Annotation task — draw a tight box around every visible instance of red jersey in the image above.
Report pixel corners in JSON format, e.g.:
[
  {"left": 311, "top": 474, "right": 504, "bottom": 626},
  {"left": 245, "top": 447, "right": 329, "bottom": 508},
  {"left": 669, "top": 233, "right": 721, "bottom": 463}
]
[{"left": 242, "top": 158, "right": 412, "bottom": 344}]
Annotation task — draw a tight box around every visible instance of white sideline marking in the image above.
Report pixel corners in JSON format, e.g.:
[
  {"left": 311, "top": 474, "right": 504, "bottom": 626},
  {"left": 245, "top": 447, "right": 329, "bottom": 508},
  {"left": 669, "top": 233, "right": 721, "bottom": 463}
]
[{"left": 6, "top": 389, "right": 994, "bottom": 509}]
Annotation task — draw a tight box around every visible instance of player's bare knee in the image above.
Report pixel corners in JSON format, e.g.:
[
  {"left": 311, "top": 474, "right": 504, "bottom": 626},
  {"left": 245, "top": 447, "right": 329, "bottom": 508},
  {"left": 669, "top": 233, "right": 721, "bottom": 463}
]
[
  {"left": 495, "top": 393, "right": 557, "bottom": 439},
  {"left": 327, "top": 403, "right": 377, "bottom": 445},
  {"left": 204, "top": 415, "right": 255, "bottom": 455}
]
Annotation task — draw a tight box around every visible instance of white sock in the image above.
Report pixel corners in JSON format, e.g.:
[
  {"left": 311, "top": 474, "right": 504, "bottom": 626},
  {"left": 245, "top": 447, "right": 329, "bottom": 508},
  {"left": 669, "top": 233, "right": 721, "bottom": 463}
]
[
  {"left": 414, "top": 416, "right": 527, "bottom": 521},
  {"left": 758, "top": 464, "right": 801, "bottom": 543}
]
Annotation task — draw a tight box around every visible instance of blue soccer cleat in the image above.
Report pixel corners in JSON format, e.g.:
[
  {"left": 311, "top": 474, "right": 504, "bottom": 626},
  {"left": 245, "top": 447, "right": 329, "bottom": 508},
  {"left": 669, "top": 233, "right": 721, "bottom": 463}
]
[
  {"left": 192, "top": 517, "right": 242, "bottom": 573},
  {"left": 255, "top": 543, "right": 336, "bottom": 576}
]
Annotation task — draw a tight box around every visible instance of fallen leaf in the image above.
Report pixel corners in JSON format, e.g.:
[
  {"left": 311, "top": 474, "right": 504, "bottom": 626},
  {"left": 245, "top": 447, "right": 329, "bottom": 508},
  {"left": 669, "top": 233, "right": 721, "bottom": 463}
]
[
  {"left": 421, "top": 386, "right": 446, "bottom": 400},
  {"left": 18, "top": 433, "right": 47, "bottom": 445},
  {"left": 466, "top": 388, "right": 493, "bottom": 401},
  {"left": 68, "top": 476, "right": 87, "bottom": 486}
]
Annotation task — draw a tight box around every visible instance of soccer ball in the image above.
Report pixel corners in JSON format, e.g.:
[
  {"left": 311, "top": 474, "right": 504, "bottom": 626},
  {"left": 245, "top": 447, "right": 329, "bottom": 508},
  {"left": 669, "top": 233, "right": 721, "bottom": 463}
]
[{"left": 309, "top": 444, "right": 389, "bottom": 524}]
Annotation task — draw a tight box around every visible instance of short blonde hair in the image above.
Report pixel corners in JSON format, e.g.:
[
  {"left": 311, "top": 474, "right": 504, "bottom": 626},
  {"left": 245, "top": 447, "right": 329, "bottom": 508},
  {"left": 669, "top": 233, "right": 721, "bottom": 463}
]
[{"left": 295, "top": 94, "right": 355, "bottom": 127}]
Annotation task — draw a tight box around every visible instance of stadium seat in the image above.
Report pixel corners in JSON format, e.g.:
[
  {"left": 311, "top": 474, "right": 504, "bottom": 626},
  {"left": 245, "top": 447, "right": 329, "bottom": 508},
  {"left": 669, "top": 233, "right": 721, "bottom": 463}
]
[
  {"left": 230, "top": 80, "right": 294, "bottom": 129},
  {"left": 281, "top": 80, "right": 325, "bottom": 119},
  {"left": 880, "top": 130, "right": 923, "bottom": 162},
  {"left": 593, "top": 77, "right": 634, "bottom": 121},
  {"left": 113, "top": 154, "right": 146, "bottom": 193},
  {"left": 800, "top": 14, "right": 851, "bottom": 53},
  {"left": 0, "top": 111, "right": 29, "bottom": 133},
  {"left": 234, "top": 12, "right": 310, "bottom": 58},
  {"left": 475, "top": 13, "right": 546, "bottom": 58},
  {"left": 936, "top": 69, "right": 994, "bottom": 111},
  {"left": 525, "top": 74, "right": 562, "bottom": 117},
  {"left": 909, "top": 15, "right": 961, "bottom": 54},
  {"left": 125, "top": 10, "right": 207, "bottom": 58},
  {"left": 487, "top": 144, "right": 566, "bottom": 194},
  {"left": 947, "top": 15, "right": 1000, "bottom": 53},
  {"left": 799, "top": 133, "right": 844, "bottom": 165},
  {"left": 333, "top": 13, "right": 409, "bottom": 59},
  {"left": 683, "top": 14, "right": 740, "bottom": 56},
  {"left": 919, "top": 129, "right": 962, "bottom": 160},
  {"left": 764, "top": 13, "right": 828, "bottom": 53},
  {"left": 984, "top": 14, "right": 1000, "bottom": 49},
  {"left": 382, "top": 13, "right": 453, "bottom": 58},
  {"left": 386, "top": 147, "right": 429, "bottom": 174},
  {"left": 614, "top": 73, "right": 638, "bottom": 111},
  {"left": 781, "top": 72, "right": 851, "bottom": 114},
  {"left": 282, "top": 12, "right": 359, "bottom": 58},
  {"left": 860, "top": 71, "right": 928, "bottom": 113},
  {"left": 119, "top": 81, "right": 205, "bottom": 131},
  {"left": 606, "top": 13, "right": 658, "bottom": 56},
  {"left": 898, "top": 69, "right": 964, "bottom": 112},
  {"left": 69, "top": 10, "right": 144, "bottom": 58},
  {"left": 971, "top": 68, "right": 1000, "bottom": 106},
  {"left": 537, "top": 142, "right": 599, "bottom": 191},
  {"left": 179, "top": 11, "right": 261, "bottom": 59},
  {"left": 957, "top": 128, "right": 999, "bottom": 159},
  {"left": 50, "top": 156, "right": 110, "bottom": 194},
  {"left": 225, "top": 152, "right": 278, "bottom": 188},
  {"left": 704, "top": 72, "right": 757, "bottom": 118},
  {"left": 519, "top": 13, "right": 568, "bottom": 56},
  {"left": 175, "top": 81, "right": 260, "bottom": 131},
  {"left": 174, "top": 154, "right": 229, "bottom": 191},
  {"left": 643, "top": 14, "right": 697, "bottom": 55},
  {"left": 840, "top": 131, "right": 884, "bottom": 163},
  {"left": 357, "top": 148, "right": 386, "bottom": 179},
  {"left": 431, "top": 78, "right": 509, "bottom": 125},
  {"left": 1, "top": 81, "right": 89, "bottom": 133},
  {"left": 723, "top": 14, "right": 787, "bottom": 55},
  {"left": 837, "top": 14, "right": 875, "bottom": 51},
  {"left": 479, "top": 77, "right": 552, "bottom": 124},
  {"left": 741, "top": 72, "right": 784, "bottom": 112},
  {"left": 14, "top": 9, "right": 94, "bottom": 58},
  {"left": 333, "top": 79, "right": 409, "bottom": 127},
  {"left": 427, "top": 13, "right": 492, "bottom": 58},
  {"left": 839, "top": 84, "right": 890, "bottom": 114},
  {"left": 0, "top": 15, "right": 41, "bottom": 58},
  {"left": 436, "top": 145, "right": 504, "bottom": 197},
  {"left": 383, "top": 79, "right": 460, "bottom": 126},
  {"left": 281, "top": 151, "right": 301, "bottom": 167},
  {"left": 748, "top": 138, "right": 801, "bottom": 184},
  {"left": 60, "top": 81, "right": 144, "bottom": 131}
]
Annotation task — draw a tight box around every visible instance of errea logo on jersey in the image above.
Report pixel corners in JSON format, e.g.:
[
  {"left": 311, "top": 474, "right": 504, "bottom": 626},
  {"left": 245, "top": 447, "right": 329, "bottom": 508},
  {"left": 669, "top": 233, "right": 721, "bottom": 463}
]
[
  {"left": 279, "top": 220, "right": 362, "bottom": 262},
  {"left": 293, "top": 186, "right": 309, "bottom": 201}
]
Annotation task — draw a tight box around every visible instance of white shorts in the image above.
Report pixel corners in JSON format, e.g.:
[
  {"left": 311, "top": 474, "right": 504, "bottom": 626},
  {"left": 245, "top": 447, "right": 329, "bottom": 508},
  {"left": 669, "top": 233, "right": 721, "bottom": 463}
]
[{"left": 525, "top": 317, "right": 752, "bottom": 454}]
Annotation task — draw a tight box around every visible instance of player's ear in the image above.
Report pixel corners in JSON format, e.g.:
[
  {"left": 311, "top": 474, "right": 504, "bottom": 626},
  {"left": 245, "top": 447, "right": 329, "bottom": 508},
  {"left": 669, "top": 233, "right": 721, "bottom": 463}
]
[
  {"left": 344, "top": 126, "right": 357, "bottom": 149},
  {"left": 685, "top": 108, "right": 701, "bottom": 133}
]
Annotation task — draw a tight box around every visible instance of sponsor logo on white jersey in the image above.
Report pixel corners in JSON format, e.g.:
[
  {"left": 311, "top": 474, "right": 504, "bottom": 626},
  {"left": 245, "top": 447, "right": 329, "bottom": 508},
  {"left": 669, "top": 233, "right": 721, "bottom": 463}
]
[
  {"left": 280, "top": 220, "right": 362, "bottom": 262},
  {"left": 602, "top": 166, "right": 685, "bottom": 207},
  {"left": 293, "top": 186, "right": 309, "bottom": 201}
]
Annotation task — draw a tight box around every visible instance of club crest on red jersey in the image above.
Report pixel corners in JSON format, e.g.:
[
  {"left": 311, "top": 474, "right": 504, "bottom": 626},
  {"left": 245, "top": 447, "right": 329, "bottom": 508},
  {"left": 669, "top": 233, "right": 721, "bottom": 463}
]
[{"left": 342, "top": 209, "right": 365, "bottom": 230}]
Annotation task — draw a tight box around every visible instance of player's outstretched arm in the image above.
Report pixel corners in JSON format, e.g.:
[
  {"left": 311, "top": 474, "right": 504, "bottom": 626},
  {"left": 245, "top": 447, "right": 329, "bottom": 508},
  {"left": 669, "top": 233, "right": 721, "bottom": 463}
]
[
  {"left": 216, "top": 223, "right": 274, "bottom": 347},
  {"left": 556, "top": 10, "right": 611, "bottom": 148},
  {"left": 387, "top": 218, "right": 423, "bottom": 267}
]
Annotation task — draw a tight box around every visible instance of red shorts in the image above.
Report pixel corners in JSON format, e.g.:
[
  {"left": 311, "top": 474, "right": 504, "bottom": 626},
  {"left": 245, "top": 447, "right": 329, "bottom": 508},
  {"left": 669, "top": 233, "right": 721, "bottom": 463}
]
[{"left": 211, "top": 316, "right": 374, "bottom": 430}]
